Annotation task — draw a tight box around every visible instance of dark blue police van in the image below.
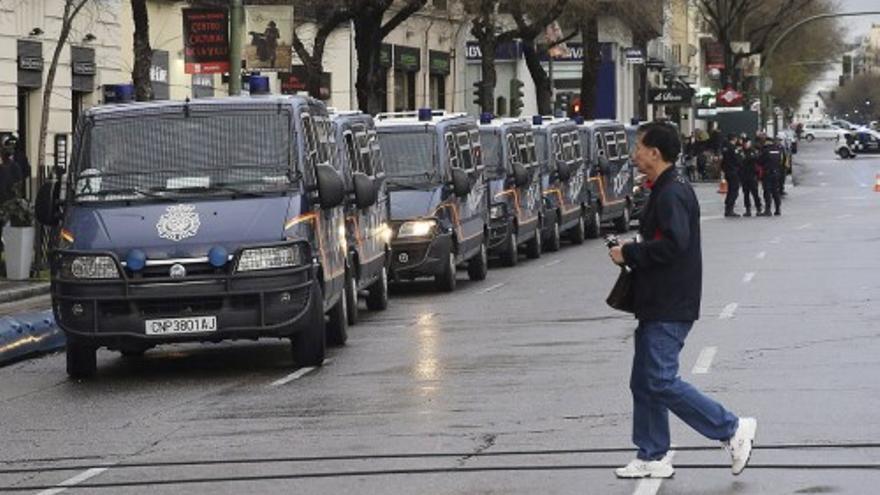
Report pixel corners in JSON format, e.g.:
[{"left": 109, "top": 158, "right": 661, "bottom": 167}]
[
  {"left": 578, "top": 120, "right": 634, "bottom": 234},
  {"left": 478, "top": 116, "right": 543, "bottom": 266},
  {"left": 36, "top": 96, "right": 350, "bottom": 378},
  {"left": 375, "top": 110, "right": 488, "bottom": 292},
  {"left": 532, "top": 116, "right": 590, "bottom": 250},
  {"left": 329, "top": 110, "right": 391, "bottom": 330}
]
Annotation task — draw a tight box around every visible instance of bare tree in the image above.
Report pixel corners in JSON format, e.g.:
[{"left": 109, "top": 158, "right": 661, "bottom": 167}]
[
  {"left": 509, "top": 0, "right": 570, "bottom": 116},
  {"left": 349, "top": 0, "right": 427, "bottom": 114},
  {"left": 291, "top": 2, "right": 353, "bottom": 99},
  {"left": 466, "top": 1, "right": 519, "bottom": 114},
  {"left": 131, "top": 0, "right": 152, "bottom": 101}
]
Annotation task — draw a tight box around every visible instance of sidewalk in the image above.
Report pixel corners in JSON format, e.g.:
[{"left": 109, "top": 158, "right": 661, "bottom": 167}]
[{"left": 0, "top": 279, "right": 50, "bottom": 305}]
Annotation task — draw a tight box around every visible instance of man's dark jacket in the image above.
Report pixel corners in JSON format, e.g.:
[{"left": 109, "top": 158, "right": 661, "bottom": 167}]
[{"left": 622, "top": 167, "right": 701, "bottom": 321}]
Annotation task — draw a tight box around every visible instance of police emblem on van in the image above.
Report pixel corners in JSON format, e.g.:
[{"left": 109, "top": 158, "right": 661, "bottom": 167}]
[{"left": 157, "top": 204, "right": 201, "bottom": 242}]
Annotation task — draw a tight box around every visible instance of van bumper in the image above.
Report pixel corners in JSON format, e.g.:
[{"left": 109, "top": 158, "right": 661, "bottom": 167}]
[{"left": 390, "top": 233, "right": 453, "bottom": 280}]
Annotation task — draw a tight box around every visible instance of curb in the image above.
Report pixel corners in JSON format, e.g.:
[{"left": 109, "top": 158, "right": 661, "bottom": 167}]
[
  {"left": 0, "top": 282, "right": 51, "bottom": 305},
  {"left": 0, "top": 310, "right": 64, "bottom": 367}
]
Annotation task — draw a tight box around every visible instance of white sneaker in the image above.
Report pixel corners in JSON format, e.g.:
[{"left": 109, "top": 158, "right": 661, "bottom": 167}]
[
  {"left": 724, "top": 417, "right": 757, "bottom": 475},
  {"left": 614, "top": 458, "right": 675, "bottom": 479}
]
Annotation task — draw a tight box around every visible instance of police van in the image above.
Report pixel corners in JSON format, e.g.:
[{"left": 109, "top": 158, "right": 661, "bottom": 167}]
[
  {"left": 36, "top": 95, "right": 349, "bottom": 378},
  {"left": 578, "top": 120, "right": 633, "bottom": 233},
  {"left": 375, "top": 109, "right": 488, "bottom": 292},
  {"left": 478, "top": 115, "right": 543, "bottom": 266},
  {"left": 329, "top": 110, "right": 391, "bottom": 331},
  {"left": 532, "top": 116, "right": 590, "bottom": 250}
]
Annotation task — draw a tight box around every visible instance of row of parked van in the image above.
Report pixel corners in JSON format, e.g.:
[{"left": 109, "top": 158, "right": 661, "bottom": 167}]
[{"left": 34, "top": 95, "right": 636, "bottom": 378}]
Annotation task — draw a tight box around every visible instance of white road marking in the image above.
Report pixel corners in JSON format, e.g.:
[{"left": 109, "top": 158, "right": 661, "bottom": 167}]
[
  {"left": 795, "top": 223, "right": 812, "bottom": 230},
  {"left": 836, "top": 214, "right": 853, "bottom": 219},
  {"left": 542, "top": 259, "right": 561, "bottom": 268},
  {"left": 769, "top": 237, "right": 782, "bottom": 244},
  {"left": 756, "top": 251, "right": 766, "bottom": 260},
  {"left": 37, "top": 467, "right": 111, "bottom": 495},
  {"left": 719, "top": 303, "right": 738, "bottom": 320},
  {"left": 742, "top": 272, "right": 755, "bottom": 284},
  {"left": 632, "top": 451, "right": 675, "bottom": 495},
  {"left": 692, "top": 347, "right": 718, "bottom": 374},
  {"left": 700, "top": 215, "right": 724, "bottom": 223},
  {"left": 860, "top": 183, "right": 868, "bottom": 188},
  {"left": 479, "top": 283, "right": 506, "bottom": 294},
  {"left": 269, "top": 359, "right": 330, "bottom": 387}
]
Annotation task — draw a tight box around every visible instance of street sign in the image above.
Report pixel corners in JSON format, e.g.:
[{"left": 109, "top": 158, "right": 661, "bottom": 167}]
[{"left": 648, "top": 88, "right": 694, "bottom": 105}]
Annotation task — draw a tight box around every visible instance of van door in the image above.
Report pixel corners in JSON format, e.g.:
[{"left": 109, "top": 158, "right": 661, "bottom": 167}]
[
  {"left": 447, "top": 127, "right": 486, "bottom": 259},
  {"left": 610, "top": 129, "right": 632, "bottom": 204},
  {"left": 514, "top": 131, "right": 541, "bottom": 229},
  {"left": 352, "top": 125, "right": 387, "bottom": 277}
]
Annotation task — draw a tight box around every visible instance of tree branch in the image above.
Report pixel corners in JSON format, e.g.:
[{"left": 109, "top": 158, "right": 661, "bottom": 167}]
[{"left": 380, "top": 0, "right": 427, "bottom": 39}]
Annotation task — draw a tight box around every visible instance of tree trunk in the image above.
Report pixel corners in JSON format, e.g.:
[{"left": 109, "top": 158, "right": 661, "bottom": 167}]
[
  {"left": 477, "top": 37, "right": 497, "bottom": 114},
  {"left": 520, "top": 40, "right": 552, "bottom": 116},
  {"left": 131, "top": 0, "right": 153, "bottom": 101},
  {"left": 579, "top": 16, "right": 601, "bottom": 119},
  {"left": 354, "top": 14, "right": 385, "bottom": 114}
]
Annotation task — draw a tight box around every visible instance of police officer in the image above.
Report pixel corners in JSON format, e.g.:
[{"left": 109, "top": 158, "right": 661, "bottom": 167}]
[
  {"left": 759, "top": 137, "right": 783, "bottom": 216},
  {"left": 0, "top": 134, "right": 29, "bottom": 204},
  {"left": 721, "top": 134, "right": 741, "bottom": 217},
  {"left": 739, "top": 139, "right": 761, "bottom": 216}
]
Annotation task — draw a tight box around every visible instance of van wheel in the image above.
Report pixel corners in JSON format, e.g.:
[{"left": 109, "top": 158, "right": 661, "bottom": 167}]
[
  {"left": 435, "top": 252, "right": 457, "bottom": 292},
  {"left": 366, "top": 265, "right": 389, "bottom": 311},
  {"left": 501, "top": 231, "right": 518, "bottom": 267},
  {"left": 586, "top": 208, "right": 601, "bottom": 239},
  {"left": 468, "top": 240, "right": 489, "bottom": 281},
  {"left": 570, "top": 214, "right": 586, "bottom": 245},
  {"left": 66, "top": 338, "right": 97, "bottom": 379},
  {"left": 345, "top": 268, "right": 359, "bottom": 326},
  {"left": 325, "top": 287, "right": 348, "bottom": 347},
  {"left": 805, "top": 134, "right": 815, "bottom": 142},
  {"left": 614, "top": 204, "right": 631, "bottom": 233},
  {"left": 837, "top": 148, "right": 850, "bottom": 159},
  {"left": 291, "top": 284, "right": 326, "bottom": 366},
  {"left": 525, "top": 227, "right": 542, "bottom": 259},
  {"left": 546, "top": 216, "right": 561, "bottom": 252}
]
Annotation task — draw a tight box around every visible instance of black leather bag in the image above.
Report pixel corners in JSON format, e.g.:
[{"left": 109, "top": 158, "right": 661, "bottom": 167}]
[{"left": 606, "top": 267, "right": 634, "bottom": 313}]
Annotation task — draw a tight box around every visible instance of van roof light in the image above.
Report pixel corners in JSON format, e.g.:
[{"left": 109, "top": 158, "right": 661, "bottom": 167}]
[
  {"left": 532, "top": 115, "right": 543, "bottom": 125},
  {"left": 418, "top": 108, "right": 433, "bottom": 121},
  {"left": 479, "top": 112, "right": 493, "bottom": 124}
]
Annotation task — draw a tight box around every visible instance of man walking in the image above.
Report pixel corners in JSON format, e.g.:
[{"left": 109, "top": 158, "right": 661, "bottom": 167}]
[
  {"left": 739, "top": 138, "right": 762, "bottom": 216},
  {"left": 608, "top": 122, "right": 756, "bottom": 479},
  {"left": 721, "top": 134, "right": 741, "bottom": 217}
]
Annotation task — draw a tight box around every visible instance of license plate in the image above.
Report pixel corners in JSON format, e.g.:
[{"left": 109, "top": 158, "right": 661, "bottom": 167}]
[{"left": 145, "top": 316, "right": 217, "bottom": 336}]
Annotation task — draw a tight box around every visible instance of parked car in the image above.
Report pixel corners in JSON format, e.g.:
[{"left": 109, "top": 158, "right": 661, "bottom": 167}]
[
  {"left": 802, "top": 122, "right": 845, "bottom": 141},
  {"left": 329, "top": 111, "right": 391, "bottom": 329},
  {"left": 36, "top": 95, "right": 349, "bottom": 378},
  {"left": 531, "top": 116, "right": 590, "bottom": 251},
  {"left": 478, "top": 116, "right": 544, "bottom": 266},
  {"left": 835, "top": 128, "right": 880, "bottom": 159},
  {"left": 578, "top": 119, "right": 633, "bottom": 234},
  {"left": 375, "top": 109, "right": 488, "bottom": 292},
  {"left": 830, "top": 119, "right": 857, "bottom": 131}
]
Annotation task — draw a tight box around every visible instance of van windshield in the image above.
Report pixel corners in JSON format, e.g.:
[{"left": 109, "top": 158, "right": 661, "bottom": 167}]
[
  {"left": 378, "top": 132, "right": 437, "bottom": 186},
  {"left": 73, "top": 109, "right": 299, "bottom": 202},
  {"left": 480, "top": 132, "right": 504, "bottom": 180}
]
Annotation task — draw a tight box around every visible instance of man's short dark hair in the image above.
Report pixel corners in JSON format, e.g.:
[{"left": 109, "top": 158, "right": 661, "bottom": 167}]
[{"left": 638, "top": 122, "right": 681, "bottom": 164}]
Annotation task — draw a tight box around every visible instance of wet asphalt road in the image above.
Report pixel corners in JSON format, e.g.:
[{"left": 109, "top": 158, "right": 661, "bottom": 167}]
[{"left": 2, "top": 141, "right": 880, "bottom": 494}]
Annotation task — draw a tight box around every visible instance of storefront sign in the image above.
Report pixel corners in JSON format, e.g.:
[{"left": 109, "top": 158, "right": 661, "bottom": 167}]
[
  {"left": 429, "top": 50, "right": 450, "bottom": 75},
  {"left": 379, "top": 44, "right": 392, "bottom": 68},
  {"left": 465, "top": 41, "right": 520, "bottom": 61},
  {"left": 648, "top": 87, "right": 694, "bottom": 105},
  {"left": 72, "top": 61, "right": 96, "bottom": 76},
  {"left": 151, "top": 50, "right": 170, "bottom": 100},
  {"left": 394, "top": 46, "right": 420, "bottom": 72},
  {"left": 624, "top": 47, "right": 644, "bottom": 64},
  {"left": 183, "top": 8, "right": 230, "bottom": 74},
  {"left": 192, "top": 74, "right": 214, "bottom": 98},
  {"left": 703, "top": 40, "right": 725, "bottom": 70},
  {"left": 18, "top": 56, "right": 43, "bottom": 71},
  {"left": 71, "top": 46, "right": 95, "bottom": 93},
  {"left": 17, "top": 40, "right": 43, "bottom": 89},
  {"left": 279, "top": 67, "right": 331, "bottom": 100}
]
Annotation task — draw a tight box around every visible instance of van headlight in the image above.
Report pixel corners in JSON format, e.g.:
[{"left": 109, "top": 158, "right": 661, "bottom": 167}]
[
  {"left": 490, "top": 204, "right": 506, "bottom": 220},
  {"left": 397, "top": 220, "right": 436, "bottom": 238},
  {"left": 62, "top": 255, "right": 120, "bottom": 279},
  {"left": 237, "top": 244, "right": 307, "bottom": 272}
]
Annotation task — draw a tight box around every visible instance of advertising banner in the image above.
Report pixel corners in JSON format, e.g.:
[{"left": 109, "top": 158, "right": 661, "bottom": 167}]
[
  {"left": 183, "top": 8, "right": 229, "bottom": 74},
  {"left": 244, "top": 5, "right": 293, "bottom": 71}
]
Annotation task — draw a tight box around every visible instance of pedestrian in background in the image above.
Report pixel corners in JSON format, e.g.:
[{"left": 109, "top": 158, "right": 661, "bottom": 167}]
[
  {"left": 760, "top": 137, "right": 784, "bottom": 216},
  {"left": 739, "top": 139, "right": 762, "bottom": 217},
  {"left": 0, "top": 134, "right": 28, "bottom": 204},
  {"left": 608, "top": 122, "right": 757, "bottom": 479},
  {"left": 721, "top": 134, "right": 741, "bottom": 217}
]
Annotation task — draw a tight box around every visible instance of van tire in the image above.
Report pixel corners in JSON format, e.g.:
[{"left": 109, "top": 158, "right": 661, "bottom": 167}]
[
  {"left": 525, "top": 227, "right": 542, "bottom": 259},
  {"left": 614, "top": 204, "right": 631, "bottom": 233},
  {"left": 570, "top": 214, "right": 586, "bottom": 245},
  {"left": 366, "top": 266, "right": 389, "bottom": 311},
  {"left": 325, "top": 287, "right": 348, "bottom": 347},
  {"left": 501, "top": 231, "right": 518, "bottom": 267},
  {"left": 805, "top": 134, "right": 815, "bottom": 142},
  {"left": 435, "top": 252, "right": 457, "bottom": 292},
  {"left": 66, "top": 338, "right": 97, "bottom": 379},
  {"left": 291, "top": 284, "right": 326, "bottom": 366},
  {"left": 345, "top": 268, "right": 359, "bottom": 326},
  {"left": 837, "top": 148, "right": 851, "bottom": 159},
  {"left": 586, "top": 208, "right": 601, "bottom": 239},
  {"left": 546, "top": 215, "right": 561, "bottom": 252},
  {"left": 468, "top": 240, "right": 489, "bottom": 281}
]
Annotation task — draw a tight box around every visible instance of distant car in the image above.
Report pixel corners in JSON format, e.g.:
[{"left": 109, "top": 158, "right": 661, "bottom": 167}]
[
  {"left": 830, "top": 119, "right": 857, "bottom": 131},
  {"left": 802, "top": 122, "right": 845, "bottom": 141},
  {"left": 835, "top": 129, "right": 880, "bottom": 159}
]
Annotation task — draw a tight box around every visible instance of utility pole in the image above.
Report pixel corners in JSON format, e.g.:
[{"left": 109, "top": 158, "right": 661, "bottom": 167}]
[{"left": 229, "top": 0, "right": 243, "bottom": 95}]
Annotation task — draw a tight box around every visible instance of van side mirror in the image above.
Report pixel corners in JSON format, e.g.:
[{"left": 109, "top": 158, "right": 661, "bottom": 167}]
[
  {"left": 352, "top": 172, "right": 378, "bottom": 209},
  {"left": 451, "top": 168, "right": 470, "bottom": 197},
  {"left": 598, "top": 156, "right": 611, "bottom": 174},
  {"left": 35, "top": 181, "right": 61, "bottom": 226},
  {"left": 511, "top": 163, "right": 529, "bottom": 187},
  {"left": 315, "top": 164, "right": 345, "bottom": 209},
  {"left": 556, "top": 161, "right": 572, "bottom": 182}
]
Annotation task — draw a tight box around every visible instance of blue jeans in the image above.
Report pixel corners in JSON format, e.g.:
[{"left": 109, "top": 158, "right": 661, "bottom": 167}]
[{"left": 630, "top": 320, "right": 739, "bottom": 460}]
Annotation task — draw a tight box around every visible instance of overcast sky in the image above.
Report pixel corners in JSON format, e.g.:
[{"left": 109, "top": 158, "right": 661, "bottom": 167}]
[{"left": 835, "top": 0, "right": 880, "bottom": 42}]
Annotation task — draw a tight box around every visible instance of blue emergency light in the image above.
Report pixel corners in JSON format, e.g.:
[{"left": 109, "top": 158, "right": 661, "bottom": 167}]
[
  {"left": 479, "top": 112, "right": 493, "bottom": 124},
  {"left": 532, "top": 115, "right": 543, "bottom": 125},
  {"left": 125, "top": 249, "right": 146, "bottom": 272},
  {"left": 208, "top": 246, "right": 229, "bottom": 268},
  {"left": 418, "top": 108, "right": 433, "bottom": 121},
  {"left": 573, "top": 116, "right": 585, "bottom": 125},
  {"left": 249, "top": 75, "right": 270, "bottom": 95}
]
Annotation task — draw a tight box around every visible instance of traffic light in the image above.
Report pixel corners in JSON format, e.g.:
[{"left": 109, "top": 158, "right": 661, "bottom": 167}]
[
  {"left": 473, "top": 80, "right": 482, "bottom": 108},
  {"left": 509, "top": 78, "right": 524, "bottom": 116},
  {"left": 555, "top": 92, "right": 571, "bottom": 117},
  {"left": 571, "top": 97, "right": 582, "bottom": 116}
]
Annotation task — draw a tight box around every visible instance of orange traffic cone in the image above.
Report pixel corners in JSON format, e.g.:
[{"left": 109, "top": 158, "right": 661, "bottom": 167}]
[
  {"left": 874, "top": 174, "right": 880, "bottom": 193},
  {"left": 717, "top": 178, "right": 728, "bottom": 194}
]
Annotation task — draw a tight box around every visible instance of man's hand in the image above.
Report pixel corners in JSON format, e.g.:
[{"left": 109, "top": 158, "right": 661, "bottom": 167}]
[{"left": 609, "top": 245, "right": 625, "bottom": 265}]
